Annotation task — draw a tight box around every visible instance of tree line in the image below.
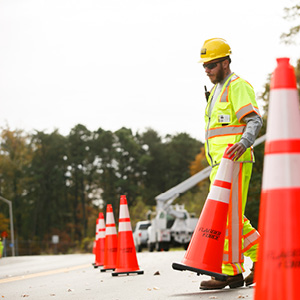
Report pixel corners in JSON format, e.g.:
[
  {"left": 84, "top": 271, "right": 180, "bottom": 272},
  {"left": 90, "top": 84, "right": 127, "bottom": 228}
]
[{"left": 0, "top": 126, "right": 204, "bottom": 252}]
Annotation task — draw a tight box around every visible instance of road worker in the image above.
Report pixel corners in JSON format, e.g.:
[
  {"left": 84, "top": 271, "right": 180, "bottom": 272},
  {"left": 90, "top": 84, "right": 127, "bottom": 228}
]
[{"left": 199, "top": 38, "right": 262, "bottom": 290}]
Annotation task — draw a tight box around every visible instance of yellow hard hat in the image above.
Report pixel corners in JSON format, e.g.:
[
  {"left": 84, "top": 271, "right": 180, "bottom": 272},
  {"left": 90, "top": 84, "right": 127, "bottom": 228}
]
[{"left": 199, "top": 38, "right": 232, "bottom": 63}]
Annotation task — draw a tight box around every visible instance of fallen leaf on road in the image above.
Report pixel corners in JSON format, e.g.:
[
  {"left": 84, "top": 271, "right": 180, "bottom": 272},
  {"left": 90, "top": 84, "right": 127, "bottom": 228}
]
[
  {"left": 147, "top": 287, "right": 160, "bottom": 291},
  {"left": 153, "top": 271, "right": 160, "bottom": 275}
]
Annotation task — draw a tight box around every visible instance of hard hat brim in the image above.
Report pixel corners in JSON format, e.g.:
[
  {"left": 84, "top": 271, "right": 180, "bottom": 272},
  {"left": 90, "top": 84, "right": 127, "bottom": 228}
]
[{"left": 198, "top": 55, "right": 230, "bottom": 64}]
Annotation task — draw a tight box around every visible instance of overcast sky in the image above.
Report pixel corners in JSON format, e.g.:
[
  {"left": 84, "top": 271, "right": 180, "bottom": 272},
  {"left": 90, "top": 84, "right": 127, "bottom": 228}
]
[{"left": 0, "top": 0, "right": 298, "bottom": 142}]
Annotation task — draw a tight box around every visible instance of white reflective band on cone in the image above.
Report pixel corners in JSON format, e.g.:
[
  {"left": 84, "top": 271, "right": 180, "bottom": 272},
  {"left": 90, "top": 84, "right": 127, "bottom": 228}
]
[
  {"left": 119, "top": 222, "right": 132, "bottom": 232},
  {"left": 106, "top": 213, "right": 115, "bottom": 224},
  {"left": 214, "top": 159, "right": 234, "bottom": 182},
  {"left": 119, "top": 205, "right": 129, "bottom": 218},
  {"left": 268, "top": 89, "right": 300, "bottom": 140},
  {"left": 106, "top": 227, "right": 117, "bottom": 235},
  {"left": 99, "top": 230, "right": 105, "bottom": 239},
  {"left": 262, "top": 154, "right": 300, "bottom": 190},
  {"left": 208, "top": 186, "right": 231, "bottom": 204}
]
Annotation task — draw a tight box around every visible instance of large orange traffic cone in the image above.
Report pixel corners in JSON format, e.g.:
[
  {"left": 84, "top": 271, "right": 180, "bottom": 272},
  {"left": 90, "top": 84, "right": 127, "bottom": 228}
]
[
  {"left": 101, "top": 205, "right": 118, "bottom": 272},
  {"left": 94, "top": 212, "right": 105, "bottom": 268},
  {"left": 112, "top": 195, "right": 143, "bottom": 276},
  {"left": 172, "top": 144, "right": 234, "bottom": 281},
  {"left": 254, "top": 58, "right": 300, "bottom": 299}
]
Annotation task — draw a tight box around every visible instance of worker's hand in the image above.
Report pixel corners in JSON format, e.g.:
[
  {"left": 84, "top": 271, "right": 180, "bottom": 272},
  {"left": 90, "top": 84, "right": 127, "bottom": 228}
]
[{"left": 226, "top": 143, "right": 246, "bottom": 161}]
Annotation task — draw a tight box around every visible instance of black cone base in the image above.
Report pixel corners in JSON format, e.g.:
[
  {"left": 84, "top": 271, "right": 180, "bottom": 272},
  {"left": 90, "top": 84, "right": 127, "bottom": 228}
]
[
  {"left": 100, "top": 268, "right": 115, "bottom": 272},
  {"left": 93, "top": 264, "right": 103, "bottom": 269},
  {"left": 172, "top": 262, "right": 227, "bottom": 281},
  {"left": 112, "top": 270, "right": 144, "bottom": 276}
]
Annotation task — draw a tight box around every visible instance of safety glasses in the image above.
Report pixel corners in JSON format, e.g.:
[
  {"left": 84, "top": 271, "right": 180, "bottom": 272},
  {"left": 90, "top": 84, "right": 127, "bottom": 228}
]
[
  {"left": 203, "top": 62, "right": 218, "bottom": 70},
  {"left": 203, "top": 58, "right": 226, "bottom": 70}
]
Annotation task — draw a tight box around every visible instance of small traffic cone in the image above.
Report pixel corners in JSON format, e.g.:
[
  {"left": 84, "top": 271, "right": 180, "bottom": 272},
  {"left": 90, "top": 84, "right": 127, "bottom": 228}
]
[
  {"left": 172, "top": 144, "right": 234, "bottom": 281},
  {"left": 112, "top": 195, "right": 143, "bottom": 276},
  {"left": 101, "top": 205, "right": 118, "bottom": 272},
  {"left": 92, "top": 217, "right": 99, "bottom": 267},
  {"left": 94, "top": 212, "right": 105, "bottom": 268},
  {"left": 254, "top": 58, "right": 300, "bottom": 299}
]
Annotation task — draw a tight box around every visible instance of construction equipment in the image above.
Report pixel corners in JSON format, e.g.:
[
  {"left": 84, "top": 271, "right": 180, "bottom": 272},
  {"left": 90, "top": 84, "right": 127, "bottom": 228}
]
[
  {"left": 147, "top": 134, "right": 266, "bottom": 252},
  {"left": 147, "top": 204, "right": 198, "bottom": 252}
]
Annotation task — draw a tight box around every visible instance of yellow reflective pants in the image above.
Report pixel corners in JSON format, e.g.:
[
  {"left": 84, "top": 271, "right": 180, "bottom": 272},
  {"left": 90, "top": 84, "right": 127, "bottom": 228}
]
[{"left": 209, "top": 162, "right": 260, "bottom": 275}]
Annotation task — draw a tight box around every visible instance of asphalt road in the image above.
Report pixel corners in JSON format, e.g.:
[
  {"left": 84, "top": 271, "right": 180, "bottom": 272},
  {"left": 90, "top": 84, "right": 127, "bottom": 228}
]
[{"left": 0, "top": 251, "right": 254, "bottom": 299}]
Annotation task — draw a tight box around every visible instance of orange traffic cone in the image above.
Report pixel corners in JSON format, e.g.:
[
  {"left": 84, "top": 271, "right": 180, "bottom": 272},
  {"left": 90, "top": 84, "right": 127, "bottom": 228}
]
[
  {"left": 172, "top": 144, "right": 234, "bottom": 281},
  {"left": 94, "top": 212, "right": 105, "bottom": 268},
  {"left": 112, "top": 195, "right": 143, "bottom": 276},
  {"left": 101, "top": 205, "right": 118, "bottom": 272},
  {"left": 254, "top": 58, "right": 300, "bottom": 299},
  {"left": 92, "top": 218, "right": 99, "bottom": 268},
  {"left": 93, "top": 216, "right": 99, "bottom": 267}
]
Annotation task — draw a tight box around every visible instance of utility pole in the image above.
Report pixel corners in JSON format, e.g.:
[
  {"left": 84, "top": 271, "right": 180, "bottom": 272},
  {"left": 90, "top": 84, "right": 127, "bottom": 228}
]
[{"left": 0, "top": 196, "right": 15, "bottom": 256}]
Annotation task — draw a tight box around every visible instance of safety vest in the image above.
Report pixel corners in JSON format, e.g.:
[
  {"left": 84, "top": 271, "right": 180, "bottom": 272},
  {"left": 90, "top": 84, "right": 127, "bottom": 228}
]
[{"left": 204, "top": 73, "right": 260, "bottom": 167}]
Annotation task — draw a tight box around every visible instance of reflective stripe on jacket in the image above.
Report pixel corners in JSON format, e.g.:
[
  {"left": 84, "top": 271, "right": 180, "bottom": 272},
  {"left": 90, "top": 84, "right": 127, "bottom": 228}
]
[{"left": 204, "top": 73, "right": 261, "bottom": 167}]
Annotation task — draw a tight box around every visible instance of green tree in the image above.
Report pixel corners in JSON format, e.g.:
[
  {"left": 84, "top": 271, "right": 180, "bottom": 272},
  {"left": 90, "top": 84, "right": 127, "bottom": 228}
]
[
  {"left": 113, "top": 127, "right": 144, "bottom": 207},
  {"left": 137, "top": 129, "right": 168, "bottom": 205},
  {"left": 0, "top": 129, "right": 32, "bottom": 239},
  {"left": 281, "top": 3, "right": 300, "bottom": 44},
  {"left": 28, "top": 130, "right": 68, "bottom": 240},
  {"left": 91, "top": 128, "right": 118, "bottom": 212},
  {"left": 67, "top": 124, "right": 94, "bottom": 241},
  {"left": 164, "top": 133, "right": 203, "bottom": 189}
]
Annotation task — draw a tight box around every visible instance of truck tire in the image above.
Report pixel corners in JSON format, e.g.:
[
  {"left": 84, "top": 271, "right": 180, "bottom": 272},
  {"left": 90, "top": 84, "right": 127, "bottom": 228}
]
[
  {"left": 156, "top": 242, "right": 169, "bottom": 252},
  {"left": 148, "top": 243, "right": 155, "bottom": 252},
  {"left": 163, "top": 244, "right": 169, "bottom": 251},
  {"left": 155, "top": 242, "right": 162, "bottom": 252},
  {"left": 136, "top": 244, "right": 142, "bottom": 252}
]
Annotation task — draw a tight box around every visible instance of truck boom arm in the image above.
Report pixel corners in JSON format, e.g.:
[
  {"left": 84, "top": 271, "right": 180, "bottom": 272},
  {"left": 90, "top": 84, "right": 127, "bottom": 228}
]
[{"left": 155, "top": 134, "right": 266, "bottom": 204}]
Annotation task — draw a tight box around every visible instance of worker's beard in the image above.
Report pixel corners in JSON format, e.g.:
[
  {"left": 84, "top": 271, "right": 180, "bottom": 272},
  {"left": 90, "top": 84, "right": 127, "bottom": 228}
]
[{"left": 213, "top": 66, "right": 225, "bottom": 84}]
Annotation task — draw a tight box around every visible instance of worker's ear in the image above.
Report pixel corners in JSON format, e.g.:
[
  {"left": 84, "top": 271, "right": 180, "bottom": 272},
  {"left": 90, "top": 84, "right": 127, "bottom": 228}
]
[{"left": 222, "top": 59, "right": 229, "bottom": 68}]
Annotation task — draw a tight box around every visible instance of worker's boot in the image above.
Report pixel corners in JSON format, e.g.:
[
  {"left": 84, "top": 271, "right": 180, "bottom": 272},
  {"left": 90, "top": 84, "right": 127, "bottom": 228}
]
[
  {"left": 245, "top": 263, "right": 255, "bottom": 286},
  {"left": 200, "top": 273, "right": 244, "bottom": 290}
]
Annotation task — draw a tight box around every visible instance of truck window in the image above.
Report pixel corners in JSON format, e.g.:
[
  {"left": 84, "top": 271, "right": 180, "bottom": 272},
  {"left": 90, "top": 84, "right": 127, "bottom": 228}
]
[{"left": 139, "top": 223, "right": 151, "bottom": 230}]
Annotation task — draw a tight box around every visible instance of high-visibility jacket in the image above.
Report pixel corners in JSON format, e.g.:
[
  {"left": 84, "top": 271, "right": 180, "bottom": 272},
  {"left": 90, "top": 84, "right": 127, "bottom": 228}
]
[
  {"left": 204, "top": 73, "right": 261, "bottom": 167},
  {"left": 205, "top": 73, "right": 261, "bottom": 275}
]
